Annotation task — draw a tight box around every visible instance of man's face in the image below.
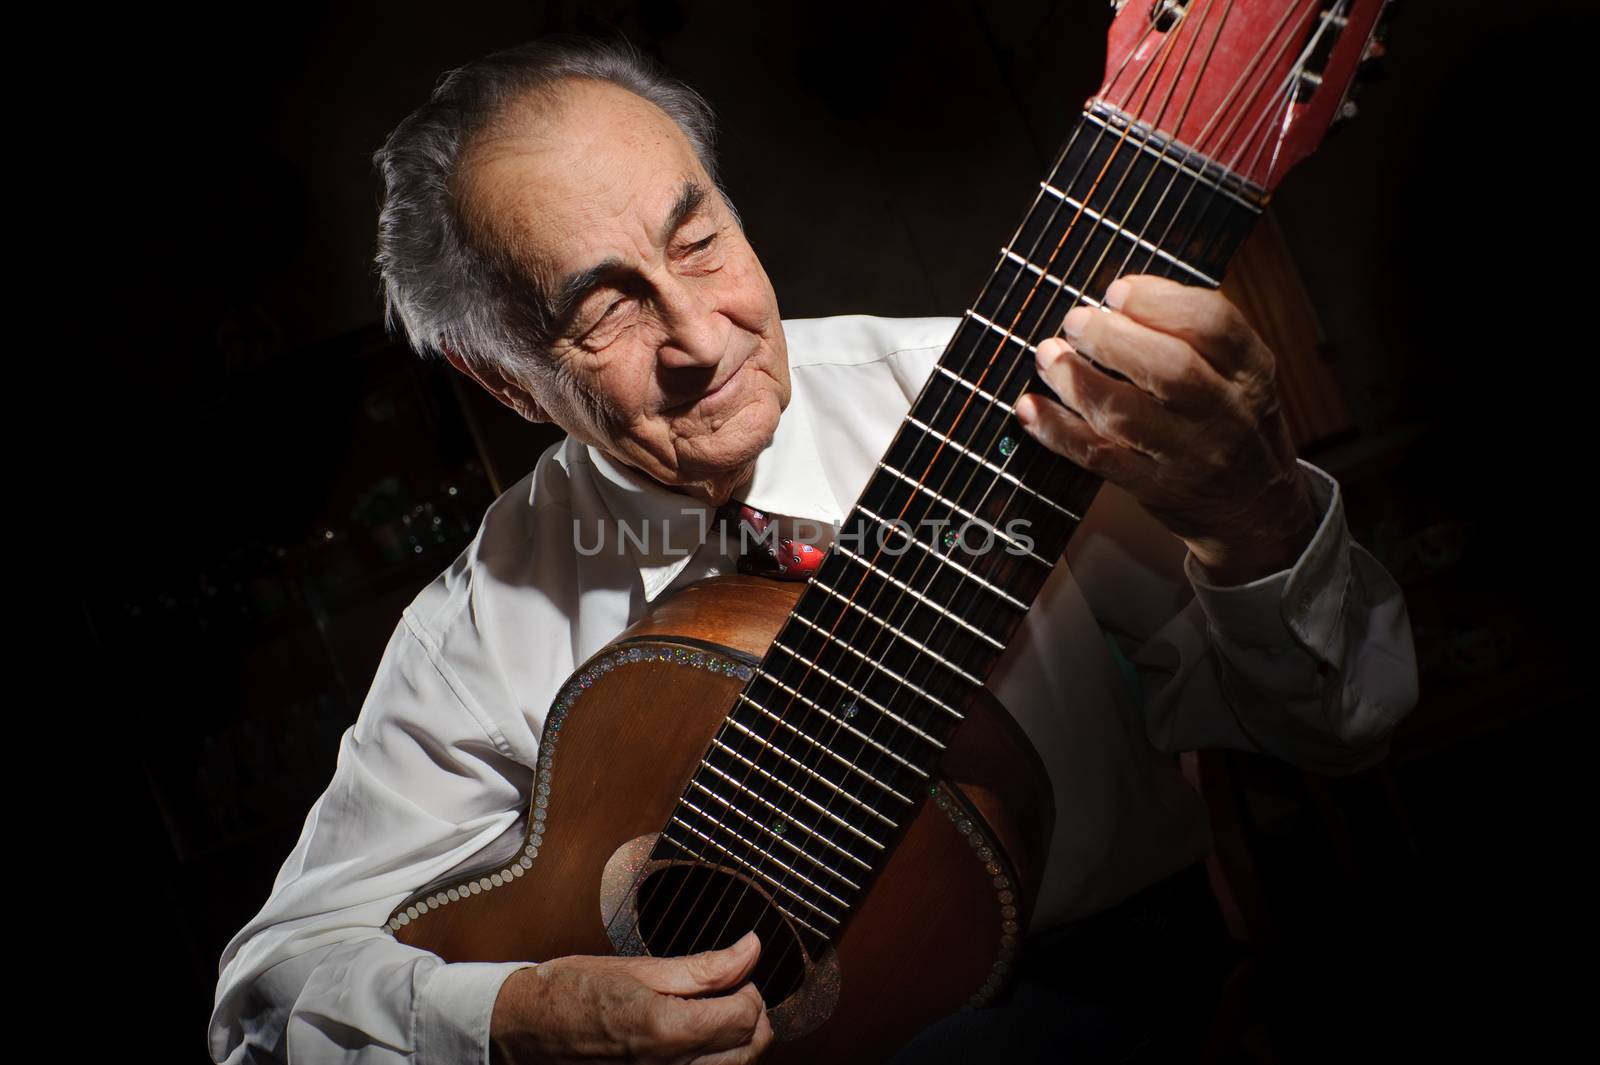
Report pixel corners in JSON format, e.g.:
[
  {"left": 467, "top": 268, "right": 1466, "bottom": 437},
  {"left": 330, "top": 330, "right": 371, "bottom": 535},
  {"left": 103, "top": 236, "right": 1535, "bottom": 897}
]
[{"left": 461, "top": 79, "right": 789, "bottom": 502}]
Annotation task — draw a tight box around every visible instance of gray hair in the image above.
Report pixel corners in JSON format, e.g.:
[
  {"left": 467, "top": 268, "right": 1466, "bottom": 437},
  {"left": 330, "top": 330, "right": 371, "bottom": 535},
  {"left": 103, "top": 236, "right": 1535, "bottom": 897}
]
[{"left": 372, "top": 37, "right": 727, "bottom": 375}]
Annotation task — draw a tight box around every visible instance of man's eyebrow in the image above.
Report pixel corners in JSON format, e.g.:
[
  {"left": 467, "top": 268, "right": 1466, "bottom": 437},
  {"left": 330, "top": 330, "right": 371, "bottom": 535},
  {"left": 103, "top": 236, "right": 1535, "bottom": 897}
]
[
  {"left": 545, "top": 180, "right": 712, "bottom": 328},
  {"left": 548, "top": 257, "right": 627, "bottom": 327},
  {"left": 658, "top": 180, "right": 708, "bottom": 246}
]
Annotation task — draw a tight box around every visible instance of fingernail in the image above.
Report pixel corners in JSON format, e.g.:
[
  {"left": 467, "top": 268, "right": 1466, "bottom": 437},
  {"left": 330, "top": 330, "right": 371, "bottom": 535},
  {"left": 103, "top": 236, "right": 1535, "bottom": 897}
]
[
  {"left": 1014, "top": 396, "right": 1035, "bottom": 427},
  {"left": 1061, "top": 306, "right": 1090, "bottom": 342},
  {"left": 1105, "top": 279, "right": 1129, "bottom": 310}
]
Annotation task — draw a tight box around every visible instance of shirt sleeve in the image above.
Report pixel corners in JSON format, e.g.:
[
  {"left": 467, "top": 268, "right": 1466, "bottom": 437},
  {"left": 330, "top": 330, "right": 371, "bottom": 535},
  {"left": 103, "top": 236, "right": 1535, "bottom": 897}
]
[
  {"left": 209, "top": 612, "right": 536, "bottom": 1064},
  {"left": 1087, "top": 458, "right": 1419, "bottom": 775}
]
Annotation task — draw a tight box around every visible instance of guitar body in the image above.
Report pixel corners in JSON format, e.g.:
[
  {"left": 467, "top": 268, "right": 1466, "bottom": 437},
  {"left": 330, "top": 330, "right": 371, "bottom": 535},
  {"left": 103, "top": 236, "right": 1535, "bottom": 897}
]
[
  {"left": 394, "top": 576, "right": 1053, "bottom": 1064},
  {"left": 388, "top": 3, "right": 1399, "bottom": 1058}
]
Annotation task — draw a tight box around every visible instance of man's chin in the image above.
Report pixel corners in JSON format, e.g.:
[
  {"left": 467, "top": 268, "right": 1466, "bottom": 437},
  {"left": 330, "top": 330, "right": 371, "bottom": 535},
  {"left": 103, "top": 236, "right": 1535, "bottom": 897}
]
[{"left": 679, "top": 413, "right": 780, "bottom": 496}]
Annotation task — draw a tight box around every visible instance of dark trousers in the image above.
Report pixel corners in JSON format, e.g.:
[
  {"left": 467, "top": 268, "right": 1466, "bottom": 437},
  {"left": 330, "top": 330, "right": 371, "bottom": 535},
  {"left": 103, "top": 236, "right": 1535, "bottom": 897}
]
[{"left": 888, "top": 863, "right": 1233, "bottom": 1064}]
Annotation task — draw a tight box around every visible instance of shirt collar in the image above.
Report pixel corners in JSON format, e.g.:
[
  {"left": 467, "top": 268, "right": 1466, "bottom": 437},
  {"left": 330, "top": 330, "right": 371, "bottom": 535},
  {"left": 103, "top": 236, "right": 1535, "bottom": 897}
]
[{"left": 581, "top": 369, "right": 846, "bottom": 602}]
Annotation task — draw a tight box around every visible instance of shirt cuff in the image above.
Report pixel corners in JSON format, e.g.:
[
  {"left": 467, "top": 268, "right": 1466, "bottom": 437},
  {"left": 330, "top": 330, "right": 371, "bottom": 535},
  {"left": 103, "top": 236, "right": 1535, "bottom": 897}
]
[
  {"left": 1181, "top": 459, "right": 1351, "bottom": 665},
  {"left": 415, "top": 959, "right": 537, "bottom": 1065}
]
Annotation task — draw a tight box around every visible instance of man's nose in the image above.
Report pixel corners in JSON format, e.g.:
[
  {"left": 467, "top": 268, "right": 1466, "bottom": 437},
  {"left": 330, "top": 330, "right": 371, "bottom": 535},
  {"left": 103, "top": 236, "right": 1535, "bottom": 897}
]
[{"left": 655, "top": 279, "right": 730, "bottom": 370}]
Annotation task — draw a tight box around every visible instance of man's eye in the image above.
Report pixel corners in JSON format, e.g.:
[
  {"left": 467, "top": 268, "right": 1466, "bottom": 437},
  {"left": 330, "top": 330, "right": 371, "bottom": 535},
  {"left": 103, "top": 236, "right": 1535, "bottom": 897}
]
[
  {"left": 575, "top": 298, "right": 629, "bottom": 345},
  {"left": 684, "top": 233, "right": 717, "bottom": 254}
]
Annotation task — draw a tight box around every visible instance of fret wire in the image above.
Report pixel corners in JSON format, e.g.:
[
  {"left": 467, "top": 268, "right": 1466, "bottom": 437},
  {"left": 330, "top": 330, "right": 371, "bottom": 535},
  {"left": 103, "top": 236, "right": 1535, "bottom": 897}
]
[
  {"left": 722, "top": 713, "right": 909, "bottom": 814},
  {"left": 710, "top": 734, "right": 898, "bottom": 828},
  {"left": 803, "top": 577, "right": 986, "bottom": 688},
  {"left": 677, "top": 794, "right": 861, "bottom": 891},
  {"left": 768, "top": 638, "right": 893, "bottom": 723},
  {"left": 855, "top": 502, "right": 1033, "bottom": 611},
  {"left": 963, "top": 309, "right": 1038, "bottom": 354},
  {"left": 804, "top": 566, "right": 994, "bottom": 683},
  {"left": 886, "top": 385, "right": 1068, "bottom": 555},
  {"left": 1077, "top": 106, "right": 1264, "bottom": 214},
  {"left": 675, "top": 780, "right": 870, "bottom": 876},
  {"left": 874, "top": 461, "right": 1053, "bottom": 572},
  {"left": 1039, "top": 116, "right": 1224, "bottom": 281},
  {"left": 658, "top": 823, "right": 838, "bottom": 929},
  {"left": 1000, "top": 247, "right": 1103, "bottom": 310},
  {"left": 910, "top": 346, "right": 1104, "bottom": 534},
  {"left": 899, "top": 415, "right": 1078, "bottom": 522},
  {"left": 784, "top": 604, "right": 960, "bottom": 722},
  {"left": 1026, "top": 91, "right": 1230, "bottom": 310},
  {"left": 699, "top": 751, "right": 885, "bottom": 847},
  {"left": 746, "top": 677, "right": 928, "bottom": 778},
  {"left": 1038, "top": 180, "right": 1219, "bottom": 286},
  {"left": 830, "top": 541, "right": 1007, "bottom": 650},
  {"left": 689, "top": 774, "right": 873, "bottom": 875},
  {"left": 732, "top": 695, "right": 914, "bottom": 803},
  {"left": 778, "top": 621, "right": 963, "bottom": 733},
  {"left": 838, "top": 516, "right": 1029, "bottom": 636},
  {"left": 935, "top": 363, "right": 1015, "bottom": 415}
]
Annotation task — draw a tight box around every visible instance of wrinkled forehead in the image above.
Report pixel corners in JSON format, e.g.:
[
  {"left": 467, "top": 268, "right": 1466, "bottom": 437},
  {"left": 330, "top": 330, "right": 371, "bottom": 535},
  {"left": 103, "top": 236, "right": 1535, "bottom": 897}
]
[{"left": 459, "top": 79, "right": 710, "bottom": 285}]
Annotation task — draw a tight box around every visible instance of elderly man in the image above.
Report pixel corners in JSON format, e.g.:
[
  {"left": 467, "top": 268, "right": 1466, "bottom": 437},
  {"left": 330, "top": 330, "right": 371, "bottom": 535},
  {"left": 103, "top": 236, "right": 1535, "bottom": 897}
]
[{"left": 211, "top": 37, "right": 1417, "bottom": 1065}]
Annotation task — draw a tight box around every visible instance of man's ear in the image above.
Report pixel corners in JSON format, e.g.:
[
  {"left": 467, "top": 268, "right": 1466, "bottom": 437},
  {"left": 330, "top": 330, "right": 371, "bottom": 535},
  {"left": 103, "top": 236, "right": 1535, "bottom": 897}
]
[{"left": 439, "top": 342, "right": 551, "bottom": 424}]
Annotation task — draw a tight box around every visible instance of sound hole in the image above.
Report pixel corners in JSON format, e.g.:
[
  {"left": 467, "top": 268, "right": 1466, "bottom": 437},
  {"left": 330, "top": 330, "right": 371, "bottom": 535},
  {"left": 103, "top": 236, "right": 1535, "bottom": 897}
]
[{"left": 634, "top": 862, "right": 810, "bottom": 1007}]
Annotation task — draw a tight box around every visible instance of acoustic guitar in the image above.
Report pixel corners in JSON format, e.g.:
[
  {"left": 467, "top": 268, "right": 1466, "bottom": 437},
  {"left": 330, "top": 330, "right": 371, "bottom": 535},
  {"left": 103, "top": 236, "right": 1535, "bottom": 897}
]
[{"left": 388, "top": 3, "right": 1393, "bottom": 1060}]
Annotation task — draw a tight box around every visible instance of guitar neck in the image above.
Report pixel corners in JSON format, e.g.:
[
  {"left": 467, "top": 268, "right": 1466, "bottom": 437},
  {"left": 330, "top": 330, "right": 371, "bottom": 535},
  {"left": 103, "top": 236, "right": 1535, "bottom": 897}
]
[{"left": 655, "top": 99, "right": 1268, "bottom": 945}]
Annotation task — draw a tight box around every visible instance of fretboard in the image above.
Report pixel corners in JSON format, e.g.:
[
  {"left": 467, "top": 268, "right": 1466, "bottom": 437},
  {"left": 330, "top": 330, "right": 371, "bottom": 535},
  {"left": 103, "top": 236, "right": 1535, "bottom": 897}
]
[{"left": 653, "top": 100, "right": 1267, "bottom": 946}]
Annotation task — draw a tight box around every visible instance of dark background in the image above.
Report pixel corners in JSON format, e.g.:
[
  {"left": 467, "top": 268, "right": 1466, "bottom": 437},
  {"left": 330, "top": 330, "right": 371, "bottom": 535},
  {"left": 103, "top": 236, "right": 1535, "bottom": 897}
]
[{"left": 84, "top": 1, "right": 1582, "bottom": 1058}]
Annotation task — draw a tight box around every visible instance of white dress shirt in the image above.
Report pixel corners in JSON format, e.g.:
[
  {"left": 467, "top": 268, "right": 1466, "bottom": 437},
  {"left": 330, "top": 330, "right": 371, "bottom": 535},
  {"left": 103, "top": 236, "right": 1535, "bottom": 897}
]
[{"left": 210, "top": 314, "right": 1418, "bottom": 1064}]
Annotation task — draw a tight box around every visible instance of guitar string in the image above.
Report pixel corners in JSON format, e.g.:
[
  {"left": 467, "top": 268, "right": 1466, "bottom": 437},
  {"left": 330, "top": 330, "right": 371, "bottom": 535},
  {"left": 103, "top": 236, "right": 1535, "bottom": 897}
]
[
  {"left": 640, "top": 3, "right": 1222, "bottom": 966},
  {"left": 671, "top": 0, "right": 1247, "bottom": 969},
  {"left": 610, "top": 0, "right": 1333, "bottom": 979},
  {"left": 636, "top": 0, "right": 1324, "bottom": 972},
  {"left": 633, "top": 9, "right": 1204, "bottom": 964},
  {"left": 639, "top": 0, "right": 1317, "bottom": 976},
  {"left": 637, "top": 0, "right": 1252, "bottom": 971},
  {"left": 703, "top": 0, "right": 1338, "bottom": 980},
  {"left": 608, "top": 9, "right": 1186, "bottom": 963}
]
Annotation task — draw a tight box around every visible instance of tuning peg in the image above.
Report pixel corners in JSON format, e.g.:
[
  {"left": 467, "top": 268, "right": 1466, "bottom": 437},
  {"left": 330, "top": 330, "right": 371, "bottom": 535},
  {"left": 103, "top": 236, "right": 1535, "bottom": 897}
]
[
  {"left": 1327, "top": 98, "right": 1360, "bottom": 136},
  {"left": 1358, "top": 35, "right": 1388, "bottom": 83}
]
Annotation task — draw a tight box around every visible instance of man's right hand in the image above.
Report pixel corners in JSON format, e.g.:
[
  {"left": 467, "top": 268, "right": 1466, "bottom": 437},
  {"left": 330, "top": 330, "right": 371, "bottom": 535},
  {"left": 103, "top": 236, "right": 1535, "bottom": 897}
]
[{"left": 489, "top": 931, "right": 774, "bottom": 1064}]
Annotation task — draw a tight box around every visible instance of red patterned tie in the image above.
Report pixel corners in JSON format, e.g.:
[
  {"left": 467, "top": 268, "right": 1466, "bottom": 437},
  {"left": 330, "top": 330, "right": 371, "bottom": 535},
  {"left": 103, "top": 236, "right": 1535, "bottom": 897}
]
[{"left": 720, "top": 503, "right": 826, "bottom": 581}]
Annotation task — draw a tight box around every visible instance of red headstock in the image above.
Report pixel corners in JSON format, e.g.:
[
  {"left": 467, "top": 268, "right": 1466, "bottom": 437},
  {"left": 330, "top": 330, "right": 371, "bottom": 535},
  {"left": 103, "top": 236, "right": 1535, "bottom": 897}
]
[{"left": 1099, "top": 0, "right": 1391, "bottom": 193}]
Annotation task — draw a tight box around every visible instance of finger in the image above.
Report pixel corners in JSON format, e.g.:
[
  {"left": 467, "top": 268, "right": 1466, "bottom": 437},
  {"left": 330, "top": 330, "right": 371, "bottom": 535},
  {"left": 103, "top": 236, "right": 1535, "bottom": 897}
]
[
  {"left": 1032, "top": 337, "right": 1183, "bottom": 459},
  {"left": 690, "top": 1000, "right": 774, "bottom": 1065},
  {"left": 1099, "top": 274, "right": 1268, "bottom": 380},
  {"left": 1014, "top": 391, "right": 1155, "bottom": 485},
  {"left": 629, "top": 932, "right": 761, "bottom": 997},
  {"left": 1054, "top": 304, "right": 1228, "bottom": 416},
  {"left": 650, "top": 980, "right": 767, "bottom": 1056}
]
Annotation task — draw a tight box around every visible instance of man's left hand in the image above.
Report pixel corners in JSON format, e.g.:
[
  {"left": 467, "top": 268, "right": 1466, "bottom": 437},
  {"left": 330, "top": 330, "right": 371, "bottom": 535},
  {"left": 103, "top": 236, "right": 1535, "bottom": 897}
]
[{"left": 1014, "top": 274, "right": 1318, "bottom": 586}]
